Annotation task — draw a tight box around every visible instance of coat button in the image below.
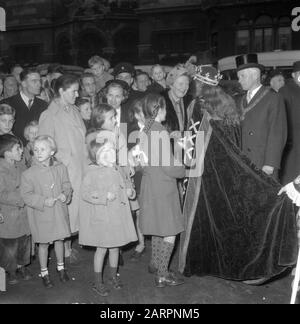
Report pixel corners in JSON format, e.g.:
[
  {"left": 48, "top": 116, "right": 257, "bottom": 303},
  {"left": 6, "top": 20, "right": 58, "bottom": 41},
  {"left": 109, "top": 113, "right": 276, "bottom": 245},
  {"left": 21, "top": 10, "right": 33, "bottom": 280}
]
[
  {"left": 247, "top": 148, "right": 251, "bottom": 152},
  {"left": 249, "top": 131, "right": 254, "bottom": 136}
]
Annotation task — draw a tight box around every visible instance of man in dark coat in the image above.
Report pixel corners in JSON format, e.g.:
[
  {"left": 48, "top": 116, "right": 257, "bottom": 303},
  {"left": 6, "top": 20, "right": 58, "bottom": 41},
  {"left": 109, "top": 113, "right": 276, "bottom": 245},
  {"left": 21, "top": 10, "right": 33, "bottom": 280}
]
[
  {"left": 236, "top": 54, "right": 287, "bottom": 180},
  {"left": 279, "top": 61, "right": 300, "bottom": 185},
  {"left": 1, "top": 68, "right": 48, "bottom": 144}
]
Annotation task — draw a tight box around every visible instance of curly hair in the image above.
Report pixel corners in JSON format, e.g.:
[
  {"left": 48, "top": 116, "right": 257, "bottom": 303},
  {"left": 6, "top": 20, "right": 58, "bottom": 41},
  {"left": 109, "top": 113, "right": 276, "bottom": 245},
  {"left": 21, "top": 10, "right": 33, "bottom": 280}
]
[{"left": 201, "top": 84, "right": 240, "bottom": 125}]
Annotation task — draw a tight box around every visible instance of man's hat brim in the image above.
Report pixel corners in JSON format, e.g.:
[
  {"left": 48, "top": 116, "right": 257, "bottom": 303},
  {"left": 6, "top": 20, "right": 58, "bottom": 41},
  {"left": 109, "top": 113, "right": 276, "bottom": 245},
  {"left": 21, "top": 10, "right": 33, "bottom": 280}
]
[{"left": 237, "top": 63, "right": 265, "bottom": 72}]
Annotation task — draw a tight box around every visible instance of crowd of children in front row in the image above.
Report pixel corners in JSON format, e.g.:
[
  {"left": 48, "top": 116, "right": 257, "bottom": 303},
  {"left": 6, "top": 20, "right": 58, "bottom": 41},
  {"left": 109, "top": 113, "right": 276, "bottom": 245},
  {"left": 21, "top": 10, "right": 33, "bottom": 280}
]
[{"left": 0, "top": 90, "right": 185, "bottom": 296}]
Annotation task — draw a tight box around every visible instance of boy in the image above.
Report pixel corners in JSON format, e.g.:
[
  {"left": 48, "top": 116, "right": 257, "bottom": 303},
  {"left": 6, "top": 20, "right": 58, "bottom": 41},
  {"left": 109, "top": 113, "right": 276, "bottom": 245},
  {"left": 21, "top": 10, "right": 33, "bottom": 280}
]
[
  {"left": 0, "top": 134, "right": 31, "bottom": 285},
  {"left": 0, "top": 104, "right": 15, "bottom": 135}
]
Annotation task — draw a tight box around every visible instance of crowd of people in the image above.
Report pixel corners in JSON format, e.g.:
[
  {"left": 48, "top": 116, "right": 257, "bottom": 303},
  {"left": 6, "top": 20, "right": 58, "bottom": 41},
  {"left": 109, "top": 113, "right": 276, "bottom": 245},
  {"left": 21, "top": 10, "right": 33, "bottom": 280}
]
[{"left": 0, "top": 52, "right": 300, "bottom": 298}]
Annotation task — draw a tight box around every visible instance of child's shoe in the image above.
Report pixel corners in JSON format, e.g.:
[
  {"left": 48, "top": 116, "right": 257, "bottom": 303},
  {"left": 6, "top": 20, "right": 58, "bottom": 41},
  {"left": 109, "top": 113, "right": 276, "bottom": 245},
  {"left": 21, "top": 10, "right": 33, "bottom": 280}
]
[
  {"left": 7, "top": 272, "right": 19, "bottom": 285},
  {"left": 109, "top": 273, "right": 123, "bottom": 290},
  {"left": 16, "top": 266, "right": 32, "bottom": 281},
  {"left": 92, "top": 283, "right": 110, "bottom": 297},
  {"left": 57, "top": 269, "right": 70, "bottom": 283},
  {"left": 42, "top": 274, "right": 54, "bottom": 289}
]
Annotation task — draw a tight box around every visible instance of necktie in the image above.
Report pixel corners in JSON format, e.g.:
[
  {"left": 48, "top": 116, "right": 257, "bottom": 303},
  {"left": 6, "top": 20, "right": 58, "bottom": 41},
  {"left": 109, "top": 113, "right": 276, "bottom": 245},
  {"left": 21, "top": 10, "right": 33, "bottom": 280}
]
[
  {"left": 246, "top": 91, "right": 252, "bottom": 104},
  {"left": 175, "top": 101, "right": 184, "bottom": 131},
  {"left": 28, "top": 99, "right": 33, "bottom": 109}
]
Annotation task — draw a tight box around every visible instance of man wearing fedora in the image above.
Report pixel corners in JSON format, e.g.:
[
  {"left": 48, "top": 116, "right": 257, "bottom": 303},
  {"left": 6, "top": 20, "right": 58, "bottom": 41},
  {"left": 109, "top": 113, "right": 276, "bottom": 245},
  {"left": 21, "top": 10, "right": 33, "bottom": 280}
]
[
  {"left": 236, "top": 53, "right": 287, "bottom": 181},
  {"left": 279, "top": 61, "right": 300, "bottom": 185}
]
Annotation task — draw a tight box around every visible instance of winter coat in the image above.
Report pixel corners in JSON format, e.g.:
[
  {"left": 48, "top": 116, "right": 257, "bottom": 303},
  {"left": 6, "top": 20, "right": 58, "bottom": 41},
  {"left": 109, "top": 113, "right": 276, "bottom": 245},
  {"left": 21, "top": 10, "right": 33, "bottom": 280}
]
[
  {"left": 38, "top": 99, "right": 88, "bottom": 233},
  {"left": 139, "top": 121, "right": 185, "bottom": 236},
  {"left": 239, "top": 86, "right": 287, "bottom": 170},
  {"left": 79, "top": 164, "right": 137, "bottom": 248},
  {"left": 0, "top": 159, "right": 30, "bottom": 239},
  {"left": 20, "top": 160, "right": 72, "bottom": 243},
  {"left": 279, "top": 80, "right": 300, "bottom": 184}
]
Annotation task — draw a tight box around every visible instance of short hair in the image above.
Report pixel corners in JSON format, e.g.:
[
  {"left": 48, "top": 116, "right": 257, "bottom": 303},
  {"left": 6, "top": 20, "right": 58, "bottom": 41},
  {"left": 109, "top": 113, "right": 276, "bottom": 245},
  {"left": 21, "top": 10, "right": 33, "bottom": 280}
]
[
  {"left": 134, "top": 70, "right": 150, "bottom": 81},
  {"left": 20, "top": 68, "right": 40, "bottom": 82},
  {"left": 4, "top": 74, "right": 17, "bottom": 83},
  {"left": 34, "top": 135, "right": 57, "bottom": 153},
  {"left": 75, "top": 97, "right": 90, "bottom": 107},
  {"left": 102, "top": 81, "right": 129, "bottom": 102},
  {"left": 151, "top": 64, "right": 165, "bottom": 75},
  {"left": 0, "top": 104, "right": 15, "bottom": 117},
  {"left": 90, "top": 103, "right": 116, "bottom": 130},
  {"left": 11, "top": 64, "right": 23, "bottom": 74},
  {"left": 87, "top": 138, "right": 106, "bottom": 164},
  {"left": 24, "top": 120, "right": 38, "bottom": 141},
  {"left": 80, "top": 72, "right": 95, "bottom": 85},
  {"left": 53, "top": 74, "right": 79, "bottom": 97},
  {"left": 0, "top": 134, "right": 22, "bottom": 158},
  {"left": 88, "top": 56, "right": 105, "bottom": 68}
]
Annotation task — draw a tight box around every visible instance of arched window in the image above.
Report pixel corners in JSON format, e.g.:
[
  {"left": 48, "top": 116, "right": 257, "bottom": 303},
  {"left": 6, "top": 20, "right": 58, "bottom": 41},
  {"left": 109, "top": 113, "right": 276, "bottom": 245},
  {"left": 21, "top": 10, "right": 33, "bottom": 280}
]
[
  {"left": 278, "top": 17, "right": 291, "bottom": 50},
  {"left": 236, "top": 20, "right": 250, "bottom": 54},
  {"left": 254, "top": 15, "right": 273, "bottom": 52}
]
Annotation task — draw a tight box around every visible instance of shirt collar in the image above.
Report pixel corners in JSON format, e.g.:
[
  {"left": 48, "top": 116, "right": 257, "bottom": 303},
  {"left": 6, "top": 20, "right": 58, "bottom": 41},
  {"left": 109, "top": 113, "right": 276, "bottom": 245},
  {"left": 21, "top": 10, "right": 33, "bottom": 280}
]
[
  {"left": 248, "top": 84, "right": 262, "bottom": 98},
  {"left": 20, "top": 92, "right": 34, "bottom": 107}
]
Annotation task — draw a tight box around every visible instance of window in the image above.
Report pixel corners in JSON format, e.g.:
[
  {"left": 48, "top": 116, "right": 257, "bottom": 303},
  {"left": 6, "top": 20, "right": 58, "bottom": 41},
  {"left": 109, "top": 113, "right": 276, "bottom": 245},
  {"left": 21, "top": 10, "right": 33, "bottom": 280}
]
[
  {"left": 236, "top": 20, "right": 250, "bottom": 54},
  {"left": 14, "top": 44, "right": 42, "bottom": 64},
  {"left": 254, "top": 15, "right": 273, "bottom": 52},
  {"left": 278, "top": 17, "right": 291, "bottom": 50}
]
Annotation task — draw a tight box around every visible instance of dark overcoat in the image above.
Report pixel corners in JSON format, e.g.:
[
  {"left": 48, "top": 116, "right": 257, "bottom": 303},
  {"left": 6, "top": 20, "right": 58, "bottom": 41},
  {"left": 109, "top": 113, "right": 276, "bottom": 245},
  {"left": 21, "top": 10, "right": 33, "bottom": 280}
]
[
  {"left": 240, "top": 86, "right": 287, "bottom": 171},
  {"left": 279, "top": 80, "right": 300, "bottom": 184}
]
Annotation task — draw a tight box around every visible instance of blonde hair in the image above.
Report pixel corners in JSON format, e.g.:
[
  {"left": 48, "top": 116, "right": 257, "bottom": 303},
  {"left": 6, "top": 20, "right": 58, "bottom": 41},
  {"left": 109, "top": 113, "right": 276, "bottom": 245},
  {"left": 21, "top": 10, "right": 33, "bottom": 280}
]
[
  {"left": 24, "top": 120, "right": 38, "bottom": 141},
  {"left": 34, "top": 135, "right": 57, "bottom": 153}
]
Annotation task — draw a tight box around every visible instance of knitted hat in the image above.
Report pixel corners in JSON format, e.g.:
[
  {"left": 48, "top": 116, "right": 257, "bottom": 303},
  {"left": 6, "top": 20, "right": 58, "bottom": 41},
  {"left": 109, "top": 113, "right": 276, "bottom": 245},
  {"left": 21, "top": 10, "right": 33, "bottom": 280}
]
[
  {"left": 193, "top": 65, "right": 222, "bottom": 86},
  {"left": 166, "top": 64, "right": 189, "bottom": 87}
]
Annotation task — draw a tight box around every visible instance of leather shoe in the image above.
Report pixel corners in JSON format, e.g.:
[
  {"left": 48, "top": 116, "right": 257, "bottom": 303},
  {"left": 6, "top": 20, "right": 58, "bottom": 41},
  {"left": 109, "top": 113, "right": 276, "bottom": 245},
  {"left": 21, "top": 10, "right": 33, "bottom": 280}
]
[
  {"left": 42, "top": 274, "right": 54, "bottom": 289},
  {"left": 57, "top": 269, "right": 70, "bottom": 283},
  {"left": 155, "top": 272, "right": 185, "bottom": 288},
  {"left": 7, "top": 272, "right": 19, "bottom": 285},
  {"left": 16, "top": 266, "right": 32, "bottom": 281}
]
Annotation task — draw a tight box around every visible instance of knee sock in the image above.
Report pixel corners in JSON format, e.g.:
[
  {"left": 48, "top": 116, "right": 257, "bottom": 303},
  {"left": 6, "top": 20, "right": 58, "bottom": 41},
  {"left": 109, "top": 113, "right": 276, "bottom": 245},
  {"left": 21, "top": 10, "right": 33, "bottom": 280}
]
[
  {"left": 110, "top": 267, "right": 118, "bottom": 278},
  {"left": 94, "top": 272, "right": 103, "bottom": 286},
  {"left": 157, "top": 241, "right": 174, "bottom": 277},
  {"left": 57, "top": 263, "right": 64, "bottom": 272},
  {"left": 151, "top": 236, "right": 162, "bottom": 269}
]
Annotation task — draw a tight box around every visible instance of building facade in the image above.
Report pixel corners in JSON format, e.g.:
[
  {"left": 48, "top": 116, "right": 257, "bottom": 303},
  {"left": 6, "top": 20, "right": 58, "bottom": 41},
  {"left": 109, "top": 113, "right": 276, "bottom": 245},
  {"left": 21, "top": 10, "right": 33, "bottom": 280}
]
[{"left": 0, "top": 0, "right": 299, "bottom": 69}]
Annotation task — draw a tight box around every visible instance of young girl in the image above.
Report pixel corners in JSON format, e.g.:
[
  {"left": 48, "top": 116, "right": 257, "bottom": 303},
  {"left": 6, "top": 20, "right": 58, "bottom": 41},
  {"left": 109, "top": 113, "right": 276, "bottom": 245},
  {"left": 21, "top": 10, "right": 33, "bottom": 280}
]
[
  {"left": 20, "top": 135, "right": 72, "bottom": 288},
  {"left": 23, "top": 120, "right": 39, "bottom": 168},
  {"left": 79, "top": 136, "right": 137, "bottom": 296},
  {"left": 137, "top": 93, "right": 186, "bottom": 288}
]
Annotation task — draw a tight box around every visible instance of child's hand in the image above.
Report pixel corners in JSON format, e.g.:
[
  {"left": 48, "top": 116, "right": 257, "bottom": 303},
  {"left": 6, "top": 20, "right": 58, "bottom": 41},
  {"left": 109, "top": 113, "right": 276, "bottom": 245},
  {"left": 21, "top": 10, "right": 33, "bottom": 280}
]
[
  {"left": 57, "top": 193, "right": 67, "bottom": 203},
  {"left": 127, "top": 189, "right": 136, "bottom": 200},
  {"left": 107, "top": 192, "right": 116, "bottom": 202},
  {"left": 44, "top": 197, "right": 56, "bottom": 207}
]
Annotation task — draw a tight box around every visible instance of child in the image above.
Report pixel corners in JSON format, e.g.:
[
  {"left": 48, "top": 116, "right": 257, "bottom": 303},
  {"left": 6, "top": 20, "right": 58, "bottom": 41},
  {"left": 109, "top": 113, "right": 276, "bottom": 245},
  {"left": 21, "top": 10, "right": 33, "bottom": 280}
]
[
  {"left": 0, "top": 104, "right": 15, "bottom": 135},
  {"left": 20, "top": 135, "right": 72, "bottom": 289},
  {"left": 23, "top": 120, "right": 39, "bottom": 168},
  {"left": 79, "top": 136, "right": 137, "bottom": 296},
  {"left": 137, "top": 93, "right": 185, "bottom": 288},
  {"left": 75, "top": 97, "right": 92, "bottom": 131},
  {"left": 0, "top": 134, "right": 31, "bottom": 285}
]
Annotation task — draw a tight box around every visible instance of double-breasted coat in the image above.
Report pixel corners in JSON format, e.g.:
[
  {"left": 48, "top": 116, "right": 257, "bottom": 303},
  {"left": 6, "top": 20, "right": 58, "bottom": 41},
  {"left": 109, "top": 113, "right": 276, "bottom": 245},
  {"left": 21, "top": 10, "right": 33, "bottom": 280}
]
[
  {"left": 79, "top": 165, "right": 137, "bottom": 248},
  {"left": 0, "top": 159, "right": 30, "bottom": 239},
  {"left": 20, "top": 160, "right": 72, "bottom": 243},
  {"left": 240, "top": 86, "right": 287, "bottom": 171},
  {"left": 279, "top": 80, "right": 300, "bottom": 184},
  {"left": 139, "top": 121, "right": 185, "bottom": 237},
  {"left": 38, "top": 99, "right": 89, "bottom": 233}
]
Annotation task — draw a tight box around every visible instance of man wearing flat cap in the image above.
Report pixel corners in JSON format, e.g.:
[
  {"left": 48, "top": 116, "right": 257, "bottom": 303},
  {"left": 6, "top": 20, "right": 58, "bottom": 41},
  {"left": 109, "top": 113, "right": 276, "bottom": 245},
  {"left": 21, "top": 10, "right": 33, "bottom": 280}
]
[
  {"left": 236, "top": 53, "right": 287, "bottom": 180},
  {"left": 279, "top": 61, "right": 300, "bottom": 184}
]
